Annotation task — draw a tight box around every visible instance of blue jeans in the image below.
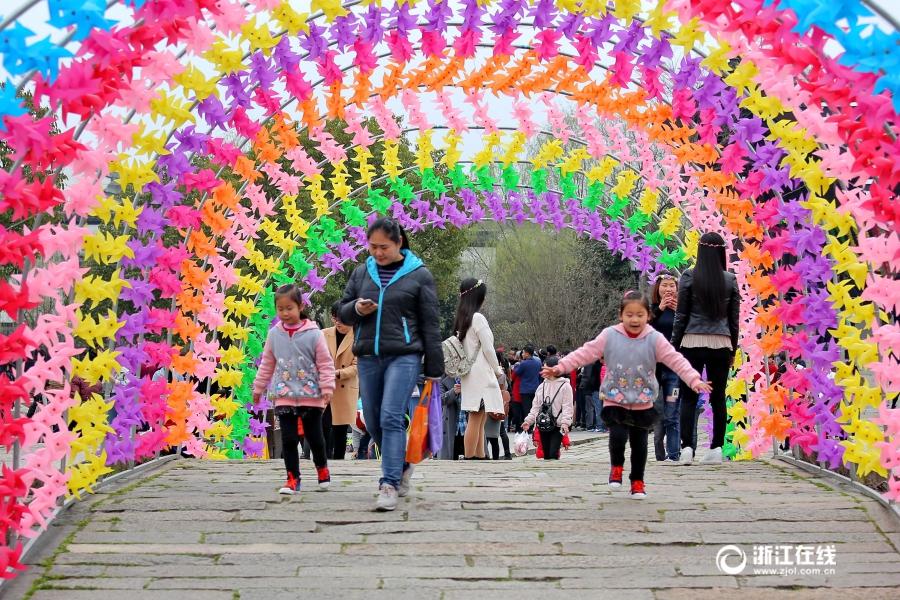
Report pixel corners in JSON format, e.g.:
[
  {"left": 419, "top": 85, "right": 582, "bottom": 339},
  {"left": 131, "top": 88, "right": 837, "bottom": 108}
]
[
  {"left": 358, "top": 354, "right": 421, "bottom": 489},
  {"left": 592, "top": 391, "right": 605, "bottom": 430},
  {"left": 653, "top": 370, "right": 681, "bottom": 460}
]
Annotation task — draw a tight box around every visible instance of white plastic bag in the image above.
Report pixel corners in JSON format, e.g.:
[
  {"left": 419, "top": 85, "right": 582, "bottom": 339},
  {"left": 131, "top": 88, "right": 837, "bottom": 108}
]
[{"left": 512, "top": 431, "right": 530, "bottom": 456}]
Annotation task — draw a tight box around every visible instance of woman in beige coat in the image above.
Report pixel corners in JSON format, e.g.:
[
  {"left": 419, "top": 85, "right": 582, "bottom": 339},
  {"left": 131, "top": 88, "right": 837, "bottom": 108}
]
[{"left": 322, "top": 302, "right": 358, "bottom": 459}]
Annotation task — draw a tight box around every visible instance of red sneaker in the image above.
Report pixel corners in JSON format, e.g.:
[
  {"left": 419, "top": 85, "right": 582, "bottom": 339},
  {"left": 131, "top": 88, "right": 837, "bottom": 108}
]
[
  {"left": 279, "top": 473, "right": 299, "bottom": 495},
  {"left": 317, "top": 465, "right": 331, "bottom": 490},
  {"left": 608, "top": 465, "right": 624, "bottom": 490},
  {"left": 630, "top": 480, "right": 646, "bottom": 500}
]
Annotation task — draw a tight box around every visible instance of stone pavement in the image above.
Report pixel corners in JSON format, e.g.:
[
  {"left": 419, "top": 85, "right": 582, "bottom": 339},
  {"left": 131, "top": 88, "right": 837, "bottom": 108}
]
[{"left": 5, "top": 438, "right": 900, "bottom": 600}]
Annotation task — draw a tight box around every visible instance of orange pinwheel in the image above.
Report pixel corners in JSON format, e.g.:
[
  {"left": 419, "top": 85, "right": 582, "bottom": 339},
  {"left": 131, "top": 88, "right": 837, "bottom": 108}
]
[
  {"left": 174, "top": 311, "right": 203, "bottom": 343},
  {"left": 233, "top": 155, "right": 262, "bottom": 182},
  {"left": 746, "top": 270, "right": 777, "bottom": 299}
]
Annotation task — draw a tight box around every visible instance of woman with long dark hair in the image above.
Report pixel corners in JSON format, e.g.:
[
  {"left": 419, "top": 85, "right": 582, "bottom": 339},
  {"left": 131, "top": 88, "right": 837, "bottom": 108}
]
[
  {"left": 650, "top": 272, "right": 681, "bottom": 462},
  {"left": 671, "top": 232, "right": 741, "bottom": 464},
  {"left": 452, "top": 278, "right": 505, "bottom": 459},
  {"left": 337, "top": 217, "right": 443, "bottom": 510}
]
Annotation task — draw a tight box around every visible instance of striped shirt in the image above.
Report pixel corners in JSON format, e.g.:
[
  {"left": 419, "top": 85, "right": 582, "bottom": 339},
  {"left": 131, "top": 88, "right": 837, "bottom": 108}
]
[{"left": 377, "top": 257, "right": 405, "bottom": 288}]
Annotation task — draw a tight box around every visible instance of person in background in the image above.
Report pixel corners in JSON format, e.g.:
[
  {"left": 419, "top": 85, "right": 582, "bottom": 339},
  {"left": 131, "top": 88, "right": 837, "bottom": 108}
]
[
  {"left": 337, "top": 217, "right": 444, "bottom": 510},
  {"left": 494, "top": 349, "right": 513, "bottom": 459},
  {"left": 650, "top": 273, "right": 682, "bottom": 462},
  {"left": 672, "top": 232, "right": 741, "bottom": 465},
  {"left": 322, "top": 302, "right": 358, "bottom": 460},
  {"left": 438, "top": 374, "right": 461, "bottom": 460},
  {"left": 512, "top": 344, "right": 542, "bottom": 433},
  {"left": 521, "top": 356, "right": 573, "bottom": 461},
  {"left": 509, "top": 356, "right": 523, "bottom": 432},
  {"left": 453, "top": 278, "right": 505, "bottom": 460}
]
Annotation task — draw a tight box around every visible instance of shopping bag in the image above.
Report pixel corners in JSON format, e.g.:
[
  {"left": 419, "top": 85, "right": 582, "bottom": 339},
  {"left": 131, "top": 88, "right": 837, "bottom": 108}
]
[
  {"left": 512, "top": 431, "right": 530, "bottom": 456},
  {"left": 426, "top": 381, "right": 443, "bottom": 456},
  {"left": 405, "top": 381, "right": 430, "bottom": 464}
]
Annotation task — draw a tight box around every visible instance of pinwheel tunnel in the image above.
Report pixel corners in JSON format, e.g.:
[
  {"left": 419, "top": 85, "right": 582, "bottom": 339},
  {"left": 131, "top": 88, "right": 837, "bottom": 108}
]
[{"left": 1, "top": 0, "right": 899, "bottom": 580}]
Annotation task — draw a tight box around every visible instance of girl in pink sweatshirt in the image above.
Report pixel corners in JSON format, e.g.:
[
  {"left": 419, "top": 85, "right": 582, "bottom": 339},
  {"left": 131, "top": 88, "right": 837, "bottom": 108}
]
[
  {"left": 543, "top": 291, "right": 711, "bottom": 500},
  {"left": 252, "top": 284, "right": 336, "bottom": 495}
]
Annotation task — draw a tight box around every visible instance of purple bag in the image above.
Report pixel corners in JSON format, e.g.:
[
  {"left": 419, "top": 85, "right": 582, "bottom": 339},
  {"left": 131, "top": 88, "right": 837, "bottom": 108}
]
[{"left": 427, "top": 381, "right": 443, "bottom": 456}]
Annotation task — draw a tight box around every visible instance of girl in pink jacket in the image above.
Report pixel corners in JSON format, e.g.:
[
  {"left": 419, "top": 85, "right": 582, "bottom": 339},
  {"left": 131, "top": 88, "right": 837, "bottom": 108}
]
[
  {"left": 543, "top": 291, "right": 711, "bottom": 500},
  {"left": 522, "top": 356, "right": 573, "bottom": 460},
  {"left": 252, "top": 284, "right": 336, "bottom": 495}
]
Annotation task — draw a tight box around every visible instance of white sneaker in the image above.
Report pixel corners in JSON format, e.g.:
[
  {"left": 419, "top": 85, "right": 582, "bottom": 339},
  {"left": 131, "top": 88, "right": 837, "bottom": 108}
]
[
  {"left": 681, "top": 447, "right": 694, "bottom": 465},
  {"left": 700, "top": 447, "right": 723, "bottom": 463},
  {"left": 398, "top": 465, "right": 415, "bottom": 497},
  {"left": 375, "top": 484, "right": 399, "bottom": 511}
]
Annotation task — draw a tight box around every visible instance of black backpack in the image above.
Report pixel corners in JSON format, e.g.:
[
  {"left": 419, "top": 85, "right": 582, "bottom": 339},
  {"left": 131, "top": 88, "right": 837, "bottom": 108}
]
[{"left": 535, "top": 384, "right": 564, "bottom": 432}]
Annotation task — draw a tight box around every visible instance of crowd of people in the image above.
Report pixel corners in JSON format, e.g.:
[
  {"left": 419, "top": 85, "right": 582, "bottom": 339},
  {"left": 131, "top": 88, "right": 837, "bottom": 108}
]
[{"left": 255, "top": 218, "right": 741, "bottom": 509}]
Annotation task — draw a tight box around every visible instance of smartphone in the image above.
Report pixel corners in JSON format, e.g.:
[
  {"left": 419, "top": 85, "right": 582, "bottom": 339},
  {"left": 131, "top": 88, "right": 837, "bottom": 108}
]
[{"left": 358, "top": 299, "right": 376, "bottom": 307}]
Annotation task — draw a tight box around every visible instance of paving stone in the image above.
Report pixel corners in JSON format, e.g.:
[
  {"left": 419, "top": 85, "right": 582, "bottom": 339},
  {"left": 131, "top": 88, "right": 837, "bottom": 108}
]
[
  {"left": 443, "top": 590, "right": 653, "bottom": 600},
  {"left": 43, "top": 578, "right": 151, "bottom": 589},
  {"left": 30, "top": 592, "right": 231, "bottom": 600},
  {"left": 238, "top": 591, "right": 442, "bottom": 600},
  {"left": 73, "top": 531, "right": 202, "bottom": 544},
  {"left": 22, "top": 437, "right": 900, "bottom": 598},
  {"left": 204, "top": 532, "right": 364, "bottom": 544},
  {"left": 56, "top": 553, "right": 216, "bottom": 566},
  {"left": 148, "top": 577, "right": 380, "bottom": 589},
  {"left": 558, "top": 575, "right": 738, "bottom": 588},
  {"left": 67, "top": 543, "right": 342, "bottom": 555}
]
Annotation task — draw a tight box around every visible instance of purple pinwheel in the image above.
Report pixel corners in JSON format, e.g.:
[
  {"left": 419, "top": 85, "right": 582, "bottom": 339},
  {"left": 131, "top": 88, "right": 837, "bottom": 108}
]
[
  {"left": 425, "top": 207, "right": 446, "bottom": 229},
  {"left": 530, "top": 0, "right": 558, "bottom": 29},
  {"left": 272, "top": 36, "right": 301, "bottom": 73},
  {"left": 672, "top": 55, "right": 702, "bottom": 89},
  {"left": 122, "top": 239, "right": 163, "bottom": 270},
  {"left": 304, "top": 268, "right": 327, "bottom": 293},
  {"left": 299, "top": 22, "right": 330, "bottom": 61},
  {"left": 557, "top": 12, "right": 584, "bottom": 40},
  {"left": 358, "top": 4, "right": 385, "bottom": 44},
  {"left": 336, "top": 241, "right": 360, "bottom": 263},
  {"left": 197, "top": 95, "right": 232, "bottom": 131},
  {"left": 424, "top": 0, "right": 456, "bottom": 33},
  {"left": 221, "top": 71, "right": 253, "bottom": 109},
  {"left": 135, "top": 206, "right": 168, "bottom": 238},
  {"left": 116, "top": 343, "right": 150, "bottom": 375},
  {"left": 120, "top": 278, "right": 157, "bottom": 305},
  {"left": 248, "top": 52, "right": 279, "bottom": 92},
  {"left": 583, "top": 12, "right": 616, "bottom": 47},
  {"left": 348, "top": 226, "right": 368, "bottom": 248},
  {"left": 117, "top": 309, "right": 149, "bottom": 341},
  {"left": 460, "top": 0, "right": 486, "bottom": 32},
  {"left": 320, "top": 252, "right": 344, "bottom": 273},
  {"left": 248, "top": 418, "right": 268, "bottom": 437},
  {"left": 389, "top": 3, "right": 417, "bottom": 35},
  {"left": 733, "top": 115, "right": 767, "bottom": 146}
]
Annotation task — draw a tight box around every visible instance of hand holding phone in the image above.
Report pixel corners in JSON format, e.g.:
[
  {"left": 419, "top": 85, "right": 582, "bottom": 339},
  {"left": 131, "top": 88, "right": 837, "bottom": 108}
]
[{"left": 356, "top": 298, "right": 378, "bottom": 315}]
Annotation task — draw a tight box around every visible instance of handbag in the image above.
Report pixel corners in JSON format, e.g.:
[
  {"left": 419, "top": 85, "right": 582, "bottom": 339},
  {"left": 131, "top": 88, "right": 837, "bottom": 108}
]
[
  {"left": 427, "top": 381, "right": 443, "bottom": 456},
  {"left": 406, "top": 380, "right": 431, "bottom": 464},
  {"left": 488, "top": 389, "right": 510, "bottom": 421}
]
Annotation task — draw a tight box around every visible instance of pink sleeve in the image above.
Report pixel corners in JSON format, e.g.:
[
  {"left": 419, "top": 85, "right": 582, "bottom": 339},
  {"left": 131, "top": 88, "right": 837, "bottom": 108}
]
[
  {"left": 655, "top": 336, "right": 702, "bottom": 389},
  {"left": 252, "top": 336, "right": 276, "bottom": 393},
  {"left": 559, "top": 383, "right": 574, "bottom": 427},
  {"left": 315, "top": 333, "right": 336, "bottom": 396},
  {"left": 558, "top": 329, "right": 608, "bottom": 373},
  {"left": 523, "top": 383, "right": 543, "bottom": 426}
]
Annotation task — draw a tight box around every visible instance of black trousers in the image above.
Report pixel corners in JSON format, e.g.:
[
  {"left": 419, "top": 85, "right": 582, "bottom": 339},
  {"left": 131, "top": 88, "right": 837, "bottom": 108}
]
[
  {"left": 538, "top": 428, "right": 563, "bottom": 460},
  {"left": 487, "top": 437, "right": 500, "bottom": 459},
  {"left": 509, "top": 402, "right": 523, "bottom": 432},
  {"left": 320, "top": 405, "right": 350, "bottom": 460},
  {"left": 278, "top": 407, "right": 327, "bottom": 477},
  {"left": 518, "top": 394, "right": 535, "bottom": 432},
  {"left": 499, "top": 421, "right": 510, "bottom": 457},
  {"left": 608, "top": 423, "right": 649, "bottom": 482},
  {"left": 679, "top": 346, "right": 731, "bottom": 450}
]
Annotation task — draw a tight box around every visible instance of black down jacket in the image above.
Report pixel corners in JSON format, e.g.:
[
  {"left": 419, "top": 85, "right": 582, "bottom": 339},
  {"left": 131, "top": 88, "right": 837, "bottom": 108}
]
[{"left": 337, "top": 251, "right": 445, "bottom": 379}]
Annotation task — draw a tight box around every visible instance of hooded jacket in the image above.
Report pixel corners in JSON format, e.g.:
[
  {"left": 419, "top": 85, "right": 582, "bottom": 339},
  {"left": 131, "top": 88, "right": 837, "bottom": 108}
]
[
  {"left": 337, "top": 250, "right": 444, "bottom": 379},
  {"left": 253, "top": 320, "right": 336, "bottom": 409},
  {"left": 523, "top": 377, "right": 574, "bottom": 429},
  {"left": 558, "top": 324, "right": 703, "bottom": 411}
]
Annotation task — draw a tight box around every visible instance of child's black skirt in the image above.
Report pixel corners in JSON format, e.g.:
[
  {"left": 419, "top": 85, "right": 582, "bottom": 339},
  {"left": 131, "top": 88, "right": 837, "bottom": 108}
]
[{"left": 600, "top": 405, "right": 662, "bottom": 430}]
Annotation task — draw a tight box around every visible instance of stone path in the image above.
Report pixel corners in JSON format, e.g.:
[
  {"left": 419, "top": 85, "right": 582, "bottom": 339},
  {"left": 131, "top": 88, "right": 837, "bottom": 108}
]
[{"left": 5, "top": 438, "right": 900, "bottom": 600}]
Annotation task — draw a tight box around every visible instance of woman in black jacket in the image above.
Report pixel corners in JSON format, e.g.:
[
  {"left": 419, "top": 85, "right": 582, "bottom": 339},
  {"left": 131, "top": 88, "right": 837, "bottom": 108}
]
[
  {"left": 650, "top": 272, "right": 682, "bottom": 462},
  {"left": 337, "top": 217, "right": 443, "bottom": 511},
  {"left": 671, "top": 232, "right": 741, "bottom": 465}
]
